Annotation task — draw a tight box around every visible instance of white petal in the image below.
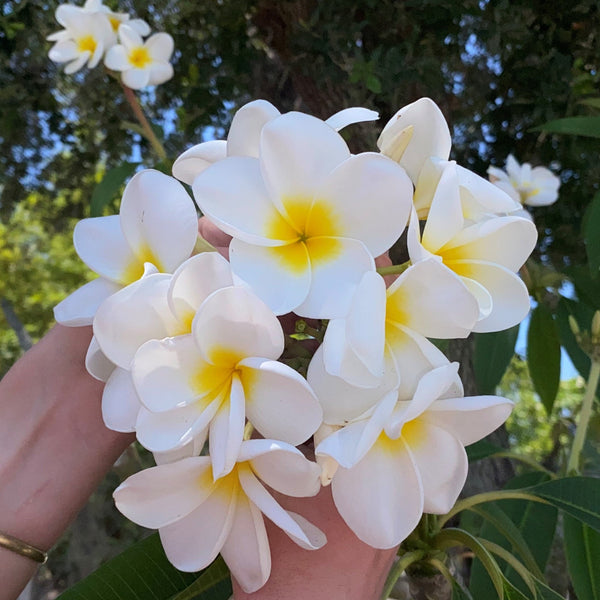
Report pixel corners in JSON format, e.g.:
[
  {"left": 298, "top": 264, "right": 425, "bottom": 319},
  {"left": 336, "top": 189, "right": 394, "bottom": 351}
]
[
  {"left": 117, "top": 23, "right": 143, "bottom": 50},
  {"left": 403, "top": 421, "right": 468, "bottom": 514},
  {"left": 132, "top": 335, "right": 230, "bottom": 412},
  {"left": 220, "top": 493, "right": 271, "bottom": 593},
  {"left": 145, "top": 32, "right": 174, "bottom": 61},
  {"left": 122, "top": 67, "right": 151, "bottom": 90},
  {"left": 296, "top": 237, "right": 375, "bottom": 319},
  {"left": 259, "top": 112, "right": 350, "bottom": 217},
  {"left": 113, "top": 456, "right": 212, "bottom": 528},
  {"left": 172, "top": 140, "right": 227, "bottom": 185},
  {"left": 160, "top": 476, "right": 238, "bottom": 572},
  {"left": 167, "top": 253, "right": 233, "bottom": 327},
  {"left": 104, "top": 44, "right": 129, "bottom": 71},
  {"left": 148, "top": 62, "right": 174, "bottom": 86},
  {"left": 386, "top": 259, "right": 478, "bottom": 338},
  {"left": 120, "top": 170, "right": 198, "bottom": 273},
  {"left": 85, "top": 336, "right": 115, "bottom": 382},
  {"left": 440, "top": 215, "right": 537, "bottom": 272},
  {"left": 128, "top": 18, "right": 151, "bottom": 37},
  {"left": 424, "top": 395, "right": 513, "bottom": 446},
  {"left": 460, "top": 275, "right": 493, "bottom": 320},
  {"left": 238, "top": 358, "right": 322, "bottom": 445},
  {"left": 325, "top": 107, "right": 379, "bottom": 131},
  {"left": 323, "top": 271, "right": 386, "bottom": 386},
  {"left": 136, "top": 395, "right": 222, "bottom": 453},
  {"left": 314, "top": 153, "right": 412, "bottom": 256},
  {"left": 239, "top": 467, "right": 325, "bottom": 550},
  {"left": 193, "top": 156, "right": 295, "bottom": 246},
  {"left": 308, "top": 345, "right": 398, "bottom": 425},
  {"left": 153, "top": 432, "right": 207, "bottom": 465},
  {"left": 244, "top": 440, "right": 321, "bottom": 497},
  {"left": 452, "top": 261, "right": 532, "bottom": 333},
  {"left": 73, "top": 216, "right": 138, "bottom": 284},
  {"left": 229, "top": 239, "right": 311, "bottom": 316},
  {"left": 316, "top": 389, "right": 398, "bottom": 468},
  {"left": 209, "top": 373, "right": 246, "bottom": 479},
  {"left": 420, "top": 160, "right": 464, "bottom": 253},
  {"left": 54, "top": 277, "right": 121, "bottom": 326},
  {"left": 102, "top": 367, "right": 141, "bottom": 432},
  {"left": 93, "top": 274, "right": 180, "bottom": 369},
  {"left": 192, "top": 286, "right": 284, "bottom": 365},
  {"left": 48, "top": 40, "right": 79, "bottom": 62},
  {"left": 227, "top": 100, "right": 281, "bottom": 158},
  {"left": 378, "top": 97, "right": 451, "bottom": 183},
  {"left": 331, "top": 436, "right": 423, "bottom": 548}
]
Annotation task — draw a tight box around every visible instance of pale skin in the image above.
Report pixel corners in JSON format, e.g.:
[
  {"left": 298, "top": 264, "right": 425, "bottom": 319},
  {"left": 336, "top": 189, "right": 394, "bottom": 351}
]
[{"left": 0, "top": 218, "right": 397, "bottom": 600}]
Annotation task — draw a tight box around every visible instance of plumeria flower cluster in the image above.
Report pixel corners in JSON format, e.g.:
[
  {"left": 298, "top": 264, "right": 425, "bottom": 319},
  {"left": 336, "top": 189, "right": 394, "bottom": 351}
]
[
  {"left": 55, "top": 98, "right": 537, "bottom": 592},
  {"left": 488, "top": 154, "right": 561, "bottom": 220},
  {"left": 48, "top": 0, "right": 174, "bottom": 89}
]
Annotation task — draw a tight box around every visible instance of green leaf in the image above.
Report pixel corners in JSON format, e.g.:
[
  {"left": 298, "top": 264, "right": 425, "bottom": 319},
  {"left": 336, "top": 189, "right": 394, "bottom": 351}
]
[
  {"left": 556, "top": 296, "right": 593, "bottom": 379},
  {"left": 58, "top": 534, "right": 231, "bottom": 600},
  {"left": 579, "top": 98, "right": 600, "bottom": 110},
  {"left": 528, "top": 477, "right": 600, "bottom": 532},
  {"left": 564, "top": 515, "right": 600, "bottom": 600},
  {"left": 451, "top": 578, "right": 474, "bottom": 600},
  {"left": 584, "top": 191, "right": 600, "bottom": 276},
  {"left": 434, "top": 528, "right": 504, "bottom": 599},
  {"left": 466, "top": 439, "right": 504, "bottom": 463},
  {"left": 473, "top": 326, "right": 519, "bottom": 394},
  {"left": 527, "top": 305, "right": 561, "bottom": 414},
  {"left": 90, "top": 163, "right": 139, "bottom": 217},
  {"left": 532, "top": 116, "right": 600, "bottom": 138}
]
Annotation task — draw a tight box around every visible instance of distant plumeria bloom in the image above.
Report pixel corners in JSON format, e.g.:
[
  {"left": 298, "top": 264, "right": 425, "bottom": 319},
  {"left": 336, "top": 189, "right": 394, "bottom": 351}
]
[
  {"left": 104, "top": 24, "right": 174, "bottom": 90},
  {"left": 377, "top": 97, "right": 452, "bottom": 184},
  {"left": 316, "top": 364, "right": 513, "bottom": 548},
  {"left": 114, "top": 439, "right": 326, "bottom": 592},
  {"left": 54, "top": 169, "right": 198, "bottom": 327},
  {"left": 408, "top": 159, "right": 537, "bottom": 333},
  {"left": 48, "top": 9, "right": 112, "bottom": 73},
  {"left": 130, "top": 285, "right": 323, "bottom": 478},
  {"left": 193, "top": 111, "right": 413, "bottom": 318},
  {"left": 172, "top": 99, "right": 379, "bottom": 185},
  {"left": 80, "top": 0, "right": 151, "bottom": 43},
  {"left": 488, "top": 154, "right": 560, "bottom": 208}
]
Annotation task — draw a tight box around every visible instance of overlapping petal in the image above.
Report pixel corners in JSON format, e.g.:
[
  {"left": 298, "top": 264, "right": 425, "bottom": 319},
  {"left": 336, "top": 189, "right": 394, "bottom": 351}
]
[
  {"left": 54, "top": 277, "right": 121, "bottom": 326},
  {"left": 102, "top": 367, "right": 141, "bottom": 432}
]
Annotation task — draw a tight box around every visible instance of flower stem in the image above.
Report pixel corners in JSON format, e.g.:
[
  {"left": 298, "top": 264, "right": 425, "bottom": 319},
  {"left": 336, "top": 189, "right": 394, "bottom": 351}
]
[
  {"left": 379, "top": 550, "right": 425, "bottom": 600},
  {"left": 566, "top": 359, "right": 600, "bottom": 474},
  {"left": 121, "top": 82, "right": 168, "bottom": 163},
  {"left": 376, "top": 260, "right": 411, "bottom": 277}
]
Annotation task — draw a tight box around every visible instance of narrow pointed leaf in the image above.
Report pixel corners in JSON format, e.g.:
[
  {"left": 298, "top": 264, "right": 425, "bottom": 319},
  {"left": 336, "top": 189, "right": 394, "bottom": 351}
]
[
  {"left": 527, "top": 305, "right": 561, "bottom": 414},
  {"left": 564, "top": 515, "right": 600, "bottom": 600},
  {"left": 473, "top": 325, "right": 519, "bottom": 394},
  {"left": 90, "top": 162, "right": 139, "bottom": 217},
  {"left": 556, "top": 296, "right": 592, "bottom": 380},
  {"left": 532, "top": 116, "right": 600, "bottom": 138},
  {"left": 583, "top": 191, "right": 600, "bottom": 275}
]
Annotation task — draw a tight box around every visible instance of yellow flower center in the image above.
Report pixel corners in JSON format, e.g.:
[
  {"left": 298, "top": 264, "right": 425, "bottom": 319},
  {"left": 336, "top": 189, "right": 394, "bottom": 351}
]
[
  {"left": 128, "top": 46, "right": 152, "bottom": 69},
  {"left": 109, "top": 16, "right": 122, "bottom": 32},
  {"left": 265, "top": 197, "right": 343, "bottom": 273},
  {"left": 77, "top": 35, "right": 97, "bottom": 54}
]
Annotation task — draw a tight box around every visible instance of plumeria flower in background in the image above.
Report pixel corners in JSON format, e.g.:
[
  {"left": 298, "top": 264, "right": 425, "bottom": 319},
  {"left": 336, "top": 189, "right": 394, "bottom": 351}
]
[
  {"left": 81, "top": 0, "right": 151, "bottom": 44},
  {"left": 104, "top": 24, "right": 174, "bottom": 90},
  {"left": 316, "top": 363, "right": 513, "bottom": 548},
  {"left": 488, "top": 154, "right": 561, "bottom": 209},
  {"left": 48, "top": 8, "right": 112, "bottom": 73},
  {"left": 172, "top": 99, "right": 379, "bottom": 185},
  {"left": 193, "top": 111, "right": 413, "bottom": 317},
  {"left": 114, "top": 439, "right": 326, "bottom": 592}
]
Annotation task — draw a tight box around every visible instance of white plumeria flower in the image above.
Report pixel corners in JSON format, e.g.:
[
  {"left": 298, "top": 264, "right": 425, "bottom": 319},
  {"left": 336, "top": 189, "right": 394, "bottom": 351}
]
[
  {"left": 408, "top": 160, "right": 537, "bottom": 333},
  {"left": 488, "top": 154, "right": 560, "bottom": 208},
  {"left": 54, "top": 169, "right": 198, "bottom": 328},
  {"left": 377, "top": 97, "right": 452, "bottom": 184},
  {"left": 130, "top": 285, "right": 323, "bottom": 478},
  {"left": 321, "top": 261, "right": 478, "bottom": 391},
  {"left": 104, "top": 25, "right": 174, "bottom": 90},
  {"left": 193, "top": 111, "right": 413, "bottom": 318},
  {"left": 114, "top": 439, "right": 326, "bottom": 592},
  {"left": 414, "top": 157, "right": 521, "bottom": 222},
  {"left": 92, "top": 253, "right": 234, "bottom": 434},
  {"left": 172, "top": 99, "right": 380, "bottom": 185},
  {"left": 48, "top": 9, "right": 112, "bottom": 74},
  {"left": 81, "top": 0, "right": 151, "bottom": 43},
  {"left": 316, "top": 364, "right": 513, "bottom": 549}
]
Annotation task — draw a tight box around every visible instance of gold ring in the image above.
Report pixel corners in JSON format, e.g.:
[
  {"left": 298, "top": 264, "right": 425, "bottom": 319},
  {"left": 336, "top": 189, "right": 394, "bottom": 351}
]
[{"left": 0, "top": 531, "right": 48, "bottom": 564}]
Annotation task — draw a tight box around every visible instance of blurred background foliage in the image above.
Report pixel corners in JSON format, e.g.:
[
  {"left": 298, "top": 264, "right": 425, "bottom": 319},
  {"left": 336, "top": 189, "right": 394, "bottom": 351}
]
[{"left": 2, "top": 0, "right": 600, "bottom": 597}]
